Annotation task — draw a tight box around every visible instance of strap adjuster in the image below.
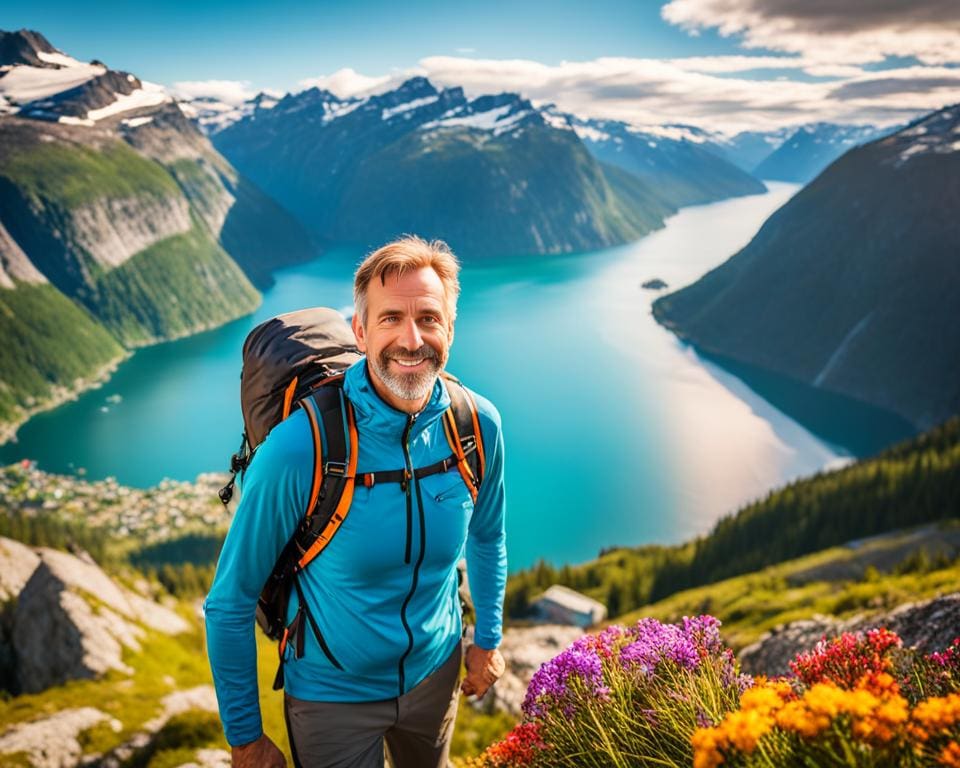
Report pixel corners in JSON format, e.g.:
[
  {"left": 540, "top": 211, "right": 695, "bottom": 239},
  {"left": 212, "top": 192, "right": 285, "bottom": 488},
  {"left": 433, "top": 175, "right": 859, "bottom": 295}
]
[{"left": 324, "top": 461, "right": 348, "bottom": 476}]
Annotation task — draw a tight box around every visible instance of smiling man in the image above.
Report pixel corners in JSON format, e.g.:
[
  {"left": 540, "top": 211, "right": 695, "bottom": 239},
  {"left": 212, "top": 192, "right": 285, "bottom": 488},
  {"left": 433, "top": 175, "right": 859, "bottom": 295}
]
[{"left": 205, "top": 235, "right": 507, "bottom": 768}]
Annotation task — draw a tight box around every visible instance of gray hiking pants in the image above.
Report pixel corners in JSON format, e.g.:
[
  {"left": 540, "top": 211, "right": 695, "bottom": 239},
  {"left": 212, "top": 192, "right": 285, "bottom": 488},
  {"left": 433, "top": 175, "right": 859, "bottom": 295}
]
[{"left": 284, "top": 639, "right": 463, "bottom": 768}]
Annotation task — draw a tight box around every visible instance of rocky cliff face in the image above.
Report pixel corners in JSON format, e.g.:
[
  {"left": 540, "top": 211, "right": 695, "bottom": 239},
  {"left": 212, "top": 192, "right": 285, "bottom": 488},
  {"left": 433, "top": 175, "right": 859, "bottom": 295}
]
[
  {"left": 0, "top": 537, "right": 189, "bottom": 695},
  {"left": 0, "top": 28, "right": 319, "bottom": 441}
]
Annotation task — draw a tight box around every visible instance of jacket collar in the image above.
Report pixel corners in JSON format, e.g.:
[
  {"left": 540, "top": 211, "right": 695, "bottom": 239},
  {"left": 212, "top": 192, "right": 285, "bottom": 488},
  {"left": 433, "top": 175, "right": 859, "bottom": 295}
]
[{"left": 343, "top": 356, "right": 451, "bottom": 439}]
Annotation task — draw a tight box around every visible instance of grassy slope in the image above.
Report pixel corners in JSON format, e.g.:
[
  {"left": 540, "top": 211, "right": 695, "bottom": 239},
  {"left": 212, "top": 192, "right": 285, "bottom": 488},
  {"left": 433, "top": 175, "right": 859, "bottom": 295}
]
[
  {"left": 616, "top": 521, "right": 960, "bottom": 651},
  {"left": 81, "top": 220, "right": 260, "bottom": 346},
  {"left": 0, "top": 282, "right": 124, "bottom": 426},
  {"left": 0, "top": 140, "right": 179, "bottom": 209}
]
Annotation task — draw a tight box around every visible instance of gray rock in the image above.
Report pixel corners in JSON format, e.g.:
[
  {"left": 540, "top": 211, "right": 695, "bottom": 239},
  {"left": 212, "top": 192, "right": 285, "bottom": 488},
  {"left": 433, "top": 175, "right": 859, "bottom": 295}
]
[
  {"left": 739, "top": 592, "right": 960, "bottom": 676},
  {"left": 0, "top": 536, "right": 41, "bottom": 601},
  {"left": 0, "top": 707, "right": 119, "bottom": 768},
  {"left": 10, "top": 546, "right": 189, "bottom": 693}
]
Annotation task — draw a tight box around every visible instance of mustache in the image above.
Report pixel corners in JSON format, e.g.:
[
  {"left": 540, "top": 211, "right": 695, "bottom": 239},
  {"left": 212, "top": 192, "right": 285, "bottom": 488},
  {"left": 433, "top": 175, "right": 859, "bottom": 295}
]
[{"left": 383, "top": 345, "right": 438, "bottom": 362}]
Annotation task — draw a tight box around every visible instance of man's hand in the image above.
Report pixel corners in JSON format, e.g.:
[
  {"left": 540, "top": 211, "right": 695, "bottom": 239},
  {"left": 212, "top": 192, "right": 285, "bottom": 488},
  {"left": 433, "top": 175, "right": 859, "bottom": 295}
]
[
  {"left": 232, "top": 733, "right": 286, "bottom": 768},
  {"left": 461, "top": 643, "right": 505, "bottom": 699}
]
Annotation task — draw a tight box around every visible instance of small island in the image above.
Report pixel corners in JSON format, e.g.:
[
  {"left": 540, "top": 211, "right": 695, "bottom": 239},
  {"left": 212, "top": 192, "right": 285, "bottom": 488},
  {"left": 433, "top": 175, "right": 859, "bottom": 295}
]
[{"left": 641, "top": 278, "right": 669, "bottom": 290}]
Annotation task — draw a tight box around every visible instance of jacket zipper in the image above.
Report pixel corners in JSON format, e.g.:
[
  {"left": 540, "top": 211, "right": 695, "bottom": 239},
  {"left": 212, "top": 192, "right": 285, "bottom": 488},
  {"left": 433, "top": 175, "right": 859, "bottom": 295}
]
[{"left": 397, "top": 411, "right": 426, "bottom": 694}]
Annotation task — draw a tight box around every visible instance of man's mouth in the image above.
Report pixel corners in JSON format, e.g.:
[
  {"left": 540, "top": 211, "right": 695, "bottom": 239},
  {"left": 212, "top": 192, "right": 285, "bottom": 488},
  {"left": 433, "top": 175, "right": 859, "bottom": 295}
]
[{"left": 392, "top": 358, "right": 428, "bottom": 368}]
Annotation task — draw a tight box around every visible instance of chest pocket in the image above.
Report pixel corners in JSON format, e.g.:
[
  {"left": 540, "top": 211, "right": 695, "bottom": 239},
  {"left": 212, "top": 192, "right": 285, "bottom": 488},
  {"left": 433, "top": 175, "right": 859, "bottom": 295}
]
[{"left": 429, "top": 474, "right": 474, "bottom": 510}]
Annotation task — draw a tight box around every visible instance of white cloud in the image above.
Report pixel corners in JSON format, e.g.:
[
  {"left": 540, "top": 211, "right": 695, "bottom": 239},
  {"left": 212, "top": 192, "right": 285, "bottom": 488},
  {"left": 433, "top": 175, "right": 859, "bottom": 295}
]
[
  {"left": 661, "top": 0, "right": 960, "bottom": 66},
  {"left": 171, "top": 79, "right": 258, "bottom": 106},
  {"left": 417, "top": 55, "right": 960, "bottom": 134},
  {"left": 298, "top": 67, "right": 401, "bottom": 98}
]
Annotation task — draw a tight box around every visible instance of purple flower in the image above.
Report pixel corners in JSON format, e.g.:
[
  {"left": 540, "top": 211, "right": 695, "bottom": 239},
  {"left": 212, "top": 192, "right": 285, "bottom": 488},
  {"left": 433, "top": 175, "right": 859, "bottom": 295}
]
[
  {"left": 522, "top": 646, "right": 605, "bottom": 718},
  {"left": 619, "top": 618, "right": 701, "bottom": 676}
]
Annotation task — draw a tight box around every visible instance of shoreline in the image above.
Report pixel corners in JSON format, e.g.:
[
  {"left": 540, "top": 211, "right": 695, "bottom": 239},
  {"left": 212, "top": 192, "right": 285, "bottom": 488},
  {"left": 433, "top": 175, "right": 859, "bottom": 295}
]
[{"left": 0, "top": 299, "right": 262, "bottom": 448}]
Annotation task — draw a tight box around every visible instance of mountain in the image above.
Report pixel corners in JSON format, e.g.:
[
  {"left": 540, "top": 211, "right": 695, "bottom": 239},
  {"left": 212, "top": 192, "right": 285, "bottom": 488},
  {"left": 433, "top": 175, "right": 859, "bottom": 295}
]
[
  {"left": 0, "top": 29, "right": 316, "bottom": 439},
  {"left": 713, "top": 128, "right": 794, "bottom": 173},
  {"left": 752, "top": 122, "right": 890, "bottom": 182},
  {"left": 566, "top": 115, "right": 766, "bottom": 208},
  {"left": 213, "top": 77, "right": 676, "bottom": 257},
  {"left": 652, "top": 104, "right": 960, "bottom": 430},
  {"left": 177, "top": 90, "right": 281, "bottom": 135}
]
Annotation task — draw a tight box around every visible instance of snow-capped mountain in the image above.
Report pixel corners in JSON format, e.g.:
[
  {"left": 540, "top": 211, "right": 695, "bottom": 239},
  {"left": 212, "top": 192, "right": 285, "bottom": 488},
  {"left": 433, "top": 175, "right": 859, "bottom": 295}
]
[
  {"left": 565, "top": 114, "right": 765, "bottom": 208},
  {"left": 752, "top": 122, "right": 892, "bottom": 182},
  {"left": 213, "top": 76, "right": 677, "bottom": 257},
  {"left": 0, "top": 29, "right": 171, "bottom": 125},
  {"left": 176, "top": 91, "right": 281, "bottom": 134},
  {"left": 0, "top": 29, "right": 315, "bottom": 438}
]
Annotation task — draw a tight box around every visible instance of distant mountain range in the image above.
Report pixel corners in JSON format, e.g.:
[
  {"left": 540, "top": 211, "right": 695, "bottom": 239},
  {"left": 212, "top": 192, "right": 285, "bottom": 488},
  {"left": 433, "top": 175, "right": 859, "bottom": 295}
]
[
  {"left": 0, "top": 29, "right": 316, "bottom": 438},
  {"left": 653, "top": 104, "right": 960, "bottom": 431},
  {"left": 752, "top": 123, "right": 893, "bottom": 183},
  {"left": 209, "top": 77, "right": 766, "bottom": 257}
]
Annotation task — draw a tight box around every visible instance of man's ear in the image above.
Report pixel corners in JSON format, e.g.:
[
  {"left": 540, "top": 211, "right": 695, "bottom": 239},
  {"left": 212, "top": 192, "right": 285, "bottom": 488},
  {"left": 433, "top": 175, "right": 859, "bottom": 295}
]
[{"left": 351, "top": 312, "right": 367, "bottom": 353}]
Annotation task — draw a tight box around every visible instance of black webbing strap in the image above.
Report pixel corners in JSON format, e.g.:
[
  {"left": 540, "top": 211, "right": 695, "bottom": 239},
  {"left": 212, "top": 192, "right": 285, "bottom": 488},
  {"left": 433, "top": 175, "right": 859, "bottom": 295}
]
[{"left": 358, "top": 450, "right": 475, "bottom": 488}]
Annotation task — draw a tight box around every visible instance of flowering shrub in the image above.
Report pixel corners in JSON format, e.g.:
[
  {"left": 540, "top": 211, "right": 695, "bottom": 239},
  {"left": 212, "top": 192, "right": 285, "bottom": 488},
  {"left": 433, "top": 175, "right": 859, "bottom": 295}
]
[
  {"left": 692, "top": 633, "right": 960, "bottom": 768},
  {"left": 790, "top": 628, "right": 902, "bottom": 689},
  {"left": 468, "top": 621, "right": 960, "bottom": 768},
  {"left": 471, "top": 616, "right": 751, "bottom": 768}
]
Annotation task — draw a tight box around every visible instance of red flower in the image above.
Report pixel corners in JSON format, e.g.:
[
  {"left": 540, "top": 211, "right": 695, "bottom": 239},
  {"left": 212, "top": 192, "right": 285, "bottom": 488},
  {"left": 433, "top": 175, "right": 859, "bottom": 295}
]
[{"left": 790, "top": 629, "right": 902, "bottom": 689}]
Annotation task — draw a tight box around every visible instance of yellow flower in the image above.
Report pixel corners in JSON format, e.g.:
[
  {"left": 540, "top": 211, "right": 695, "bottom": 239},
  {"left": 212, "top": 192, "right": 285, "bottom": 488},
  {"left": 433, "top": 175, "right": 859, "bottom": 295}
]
[{"left": 939, "top": 740, "right": 960, "bottom": 768}]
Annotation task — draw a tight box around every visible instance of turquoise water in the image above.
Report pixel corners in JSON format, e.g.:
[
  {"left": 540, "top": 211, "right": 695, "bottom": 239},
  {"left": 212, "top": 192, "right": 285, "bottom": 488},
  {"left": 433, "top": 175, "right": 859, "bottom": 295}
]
[{"left": 1, "top": 183, "right": 913, "bottom": 569}]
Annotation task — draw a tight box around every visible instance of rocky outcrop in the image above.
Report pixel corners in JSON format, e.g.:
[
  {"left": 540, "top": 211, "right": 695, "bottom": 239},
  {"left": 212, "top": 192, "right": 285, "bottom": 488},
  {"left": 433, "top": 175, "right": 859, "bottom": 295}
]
[
  {"left": 0, "top": 707, "right": 119, "bottom": 768},
  {"left": 3, "top": 539, "right": 189, "bottom": 694},
  {"left": 739, "top": 592, "right": 960, "bottom": 676},
  {"left": 471, "top": 624, "right": 585, "bottom": 716},
  {"left": 0, "top": 218, "right": 46, "bottom": 288},
  {"left": 0, "top": 535, "right": 41, "bottom": 600}
]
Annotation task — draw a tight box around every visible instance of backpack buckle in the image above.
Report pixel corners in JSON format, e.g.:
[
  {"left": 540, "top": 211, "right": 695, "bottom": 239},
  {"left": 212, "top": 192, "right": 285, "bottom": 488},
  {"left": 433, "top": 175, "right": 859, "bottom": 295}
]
[
  {"left": 324, "top": 461, "right": 347, "bottom": 477},
  {"left": 460, "top": 435, "right": 477, "bottom": 455}
]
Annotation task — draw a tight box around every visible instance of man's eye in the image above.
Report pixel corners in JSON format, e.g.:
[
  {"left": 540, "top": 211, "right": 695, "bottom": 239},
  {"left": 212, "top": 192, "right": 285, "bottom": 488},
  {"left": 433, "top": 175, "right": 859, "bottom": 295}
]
[{"left": 421, "top": 316, "right": 439, "bottom": 325}]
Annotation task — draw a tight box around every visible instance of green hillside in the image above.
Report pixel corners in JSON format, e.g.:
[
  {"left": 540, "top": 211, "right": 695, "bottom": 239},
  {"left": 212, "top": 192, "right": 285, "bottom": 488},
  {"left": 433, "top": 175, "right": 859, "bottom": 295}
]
[
  {"left": 333, "top": 124, "right": 673, "bottom": 257},
  {"left": 80, "top": 221, "right": 259, "bottom": 346},
  {"left": 0, "top": 282, "right": 125, "bottom": 428},
  {"left": 652, "top": 106, "right": 960, "bottom": 430}
]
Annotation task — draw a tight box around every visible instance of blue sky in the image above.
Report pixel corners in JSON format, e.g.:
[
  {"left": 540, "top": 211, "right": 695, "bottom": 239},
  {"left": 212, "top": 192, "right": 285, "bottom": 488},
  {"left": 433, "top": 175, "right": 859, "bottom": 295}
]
[
  {"left": 4, "top": 0, "right": 959, "bottom": 132},
  {"left": 5, "top": 0, "right": 758, "bottom": 89}
]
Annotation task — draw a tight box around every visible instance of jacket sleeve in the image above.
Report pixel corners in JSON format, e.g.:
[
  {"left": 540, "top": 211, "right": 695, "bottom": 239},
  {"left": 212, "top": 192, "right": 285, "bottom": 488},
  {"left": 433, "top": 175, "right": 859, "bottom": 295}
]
[
  {"left": 203, "top": 412, "right": 313, "bottom": 746},
  {"left": 465, "top": 396, "right": 507, "bottom": 650}
]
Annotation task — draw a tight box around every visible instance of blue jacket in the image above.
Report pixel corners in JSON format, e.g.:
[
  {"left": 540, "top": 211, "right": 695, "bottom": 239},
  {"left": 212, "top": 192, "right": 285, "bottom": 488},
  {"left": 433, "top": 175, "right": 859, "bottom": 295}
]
[{"left": 204, "top": 357, "right": 507, "bottom": 746}]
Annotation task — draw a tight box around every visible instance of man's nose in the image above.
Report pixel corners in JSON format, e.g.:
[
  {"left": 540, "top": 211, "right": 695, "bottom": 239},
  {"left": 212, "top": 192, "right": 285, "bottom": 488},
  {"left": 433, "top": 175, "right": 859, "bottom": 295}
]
[{"left": 397, "top": 318, "right": 423, "bottom": 350}]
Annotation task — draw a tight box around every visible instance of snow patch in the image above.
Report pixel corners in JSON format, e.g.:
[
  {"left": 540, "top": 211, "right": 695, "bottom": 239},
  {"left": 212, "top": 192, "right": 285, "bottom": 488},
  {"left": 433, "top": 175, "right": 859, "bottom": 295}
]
[
  {"left": 381, "top": 95, "right": 438, "bottom": 120},
  {"left": 627, "top": 124, "right": 708, "bottom": 143},
  {"left": 36, "top": 50, "right": 86, "bottom": 68},
  {"left": 421, "top": 104, "right": 529, "bottom": 136},
  {"left": 86, "top": 82, "right": 170, "bottom": 121},
  {"left": 323, "top": 99, "right": 364, "bottom": 122},
  {"left": 0, "top": 62, "right": 106, "bottom": 102},
  {"left": 572, "top": 124, "right": 611, "bottom": 143},
  {"left": 58, "top": 115, "right": 94, "bottom": 126},
  {"left": 121, "top": 115, "right": 154, "bottom": 128},
  {"left": 541, "top": 110, "right": 573, "bottom": 131}
]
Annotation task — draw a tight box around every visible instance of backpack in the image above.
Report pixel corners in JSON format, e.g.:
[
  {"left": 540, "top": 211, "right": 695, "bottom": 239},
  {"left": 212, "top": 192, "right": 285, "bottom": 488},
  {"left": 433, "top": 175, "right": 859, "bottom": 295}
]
[{"left": 217, "top": 307, "right": 486, "bottom": 689}]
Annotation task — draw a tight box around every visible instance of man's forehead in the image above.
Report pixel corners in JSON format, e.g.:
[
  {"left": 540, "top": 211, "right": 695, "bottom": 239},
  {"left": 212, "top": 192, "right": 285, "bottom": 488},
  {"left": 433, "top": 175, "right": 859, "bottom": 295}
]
[{"left": 372, "top": 267, "right": 446, "bottom": 303}]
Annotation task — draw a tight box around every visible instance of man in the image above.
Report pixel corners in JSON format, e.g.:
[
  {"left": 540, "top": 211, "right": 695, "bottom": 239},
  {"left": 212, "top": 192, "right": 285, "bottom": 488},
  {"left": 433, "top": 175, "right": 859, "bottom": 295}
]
[{"left": 205, "top": 235, "right": 507, "bottom": 768}]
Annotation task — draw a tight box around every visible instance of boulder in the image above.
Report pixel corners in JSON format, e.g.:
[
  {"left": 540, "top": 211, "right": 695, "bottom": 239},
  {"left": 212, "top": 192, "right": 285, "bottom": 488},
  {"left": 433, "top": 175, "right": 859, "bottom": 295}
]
[
  {"left": 11, "top": 546, "right": 190, "bottom": 693},
  {"left": 739, "top": 592, "right": 960, "bottom": 676}
]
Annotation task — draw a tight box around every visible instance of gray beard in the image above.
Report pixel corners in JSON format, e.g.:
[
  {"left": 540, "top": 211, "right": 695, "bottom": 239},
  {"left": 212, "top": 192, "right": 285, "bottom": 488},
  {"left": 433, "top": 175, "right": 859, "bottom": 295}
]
[{"left": 372, "top": 347, "right": 442, "bottom": 402}]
